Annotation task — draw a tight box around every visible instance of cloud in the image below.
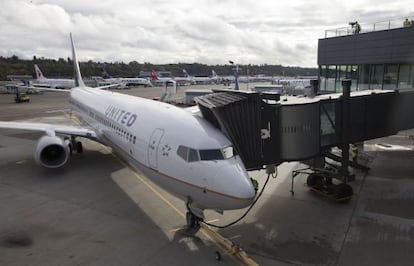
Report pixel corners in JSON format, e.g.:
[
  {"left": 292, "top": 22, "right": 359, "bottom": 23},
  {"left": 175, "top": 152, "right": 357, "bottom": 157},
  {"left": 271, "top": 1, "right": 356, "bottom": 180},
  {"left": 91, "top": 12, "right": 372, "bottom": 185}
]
[{"left": 0, "top": 0, "right": 412, "bottom": 67}]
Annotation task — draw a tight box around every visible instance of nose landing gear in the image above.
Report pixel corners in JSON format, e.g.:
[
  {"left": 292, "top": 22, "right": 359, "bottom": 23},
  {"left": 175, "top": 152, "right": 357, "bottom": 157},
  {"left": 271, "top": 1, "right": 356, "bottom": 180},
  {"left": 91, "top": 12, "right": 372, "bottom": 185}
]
[
  {"left": 185, "top": 198, "right": 203, "bottom": 229},
  {"left": 185, "top": 211, "right": 200, "bottom": 228}
]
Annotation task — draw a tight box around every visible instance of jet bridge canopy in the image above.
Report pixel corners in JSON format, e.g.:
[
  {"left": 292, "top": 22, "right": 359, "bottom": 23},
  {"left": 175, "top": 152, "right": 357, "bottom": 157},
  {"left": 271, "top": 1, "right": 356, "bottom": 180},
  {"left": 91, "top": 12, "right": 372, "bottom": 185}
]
[{"left": 196, "top": 91, "right": 280, "bottom": 170}]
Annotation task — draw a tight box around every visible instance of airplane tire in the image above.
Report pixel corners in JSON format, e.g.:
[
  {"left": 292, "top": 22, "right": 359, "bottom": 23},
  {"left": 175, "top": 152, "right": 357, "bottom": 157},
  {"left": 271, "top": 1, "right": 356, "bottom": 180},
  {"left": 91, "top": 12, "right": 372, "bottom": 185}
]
[{"left": 76, "top": 141, "right": 83, "bottom": 153}]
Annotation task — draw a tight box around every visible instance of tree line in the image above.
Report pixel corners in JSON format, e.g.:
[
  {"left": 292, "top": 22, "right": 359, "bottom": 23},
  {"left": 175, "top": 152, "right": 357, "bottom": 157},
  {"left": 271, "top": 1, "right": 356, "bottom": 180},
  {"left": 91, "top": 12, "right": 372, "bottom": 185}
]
[{"left": 0, "top": 55, "right": 317, "bottom": 80}]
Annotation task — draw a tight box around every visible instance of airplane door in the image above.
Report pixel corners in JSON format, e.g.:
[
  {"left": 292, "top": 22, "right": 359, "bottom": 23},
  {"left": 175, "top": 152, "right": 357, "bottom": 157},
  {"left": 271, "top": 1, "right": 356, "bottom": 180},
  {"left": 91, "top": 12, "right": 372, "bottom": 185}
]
[{"left": 148, "top": 128, "right": 164, "bottom": 169}]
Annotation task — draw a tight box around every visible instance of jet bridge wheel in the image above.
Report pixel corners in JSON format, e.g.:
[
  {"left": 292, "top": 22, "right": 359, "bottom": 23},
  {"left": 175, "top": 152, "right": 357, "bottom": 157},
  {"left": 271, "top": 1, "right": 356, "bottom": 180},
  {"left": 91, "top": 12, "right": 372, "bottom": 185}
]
[
  {"left": 306, "top": 173, "right": 324, "bottom": 189},
  {"left": 332, "top": 183, "right": 353, "bottom": 202}
]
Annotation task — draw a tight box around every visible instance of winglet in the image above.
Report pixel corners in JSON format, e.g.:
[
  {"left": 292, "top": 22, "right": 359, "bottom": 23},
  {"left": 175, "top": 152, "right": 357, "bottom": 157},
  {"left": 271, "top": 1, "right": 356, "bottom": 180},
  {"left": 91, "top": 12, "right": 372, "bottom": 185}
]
[{"left": 70, "top": 33, "right": 85, "bottom": 87}]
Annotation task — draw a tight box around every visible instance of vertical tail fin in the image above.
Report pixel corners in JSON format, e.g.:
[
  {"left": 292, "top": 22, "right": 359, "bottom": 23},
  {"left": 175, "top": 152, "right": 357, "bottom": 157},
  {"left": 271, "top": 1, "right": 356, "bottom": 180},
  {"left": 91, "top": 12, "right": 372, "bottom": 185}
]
[
  {"left": 34, "top": 64, "right": 45, "bottom": 80},
  {"left": 212, "top": 70, "right": 218, "bottom": 78},
  {"left": 150, "top": 69, "right": 159, "bottom": 81},
  {"left": 70, "top": 33, "right": 85, "bottom": 87}
]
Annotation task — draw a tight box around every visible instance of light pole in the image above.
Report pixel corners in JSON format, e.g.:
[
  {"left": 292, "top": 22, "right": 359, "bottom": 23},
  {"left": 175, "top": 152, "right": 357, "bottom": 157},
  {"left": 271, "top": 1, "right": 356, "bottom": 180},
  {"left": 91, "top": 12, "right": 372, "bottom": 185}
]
[{"left": 229, "top": 60, "right": 239, "bottom": 90}]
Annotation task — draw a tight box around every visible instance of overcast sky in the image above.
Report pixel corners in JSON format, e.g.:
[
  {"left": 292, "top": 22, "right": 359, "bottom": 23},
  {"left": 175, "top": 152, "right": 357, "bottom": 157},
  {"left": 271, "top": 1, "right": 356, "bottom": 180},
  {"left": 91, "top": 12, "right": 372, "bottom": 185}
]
[{"left": 0, "top": 0, "right": 413, "bottom": 67}]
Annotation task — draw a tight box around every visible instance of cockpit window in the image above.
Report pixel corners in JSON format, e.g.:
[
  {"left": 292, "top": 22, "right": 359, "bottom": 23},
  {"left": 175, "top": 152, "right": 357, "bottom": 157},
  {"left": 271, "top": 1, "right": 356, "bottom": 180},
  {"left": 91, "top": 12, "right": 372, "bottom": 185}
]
[
  {"left": 188, "top": 148, "right": 199, "bottom": 162},
  {"left": 199, "top": 149, "right": 224, "bottom": 160},
  {"left": 177, "top": 145, "right": 235, "bottom": 162},
  {"left": 177, "top": 145, "right": 188, "bottom": 161}
]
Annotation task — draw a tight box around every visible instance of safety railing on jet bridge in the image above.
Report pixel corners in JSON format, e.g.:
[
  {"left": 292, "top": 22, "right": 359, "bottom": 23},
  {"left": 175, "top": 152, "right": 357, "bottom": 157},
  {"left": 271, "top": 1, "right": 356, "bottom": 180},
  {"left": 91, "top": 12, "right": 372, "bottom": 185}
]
[{"left": 324, "top": 16, "right": 414, "bottom": 38}]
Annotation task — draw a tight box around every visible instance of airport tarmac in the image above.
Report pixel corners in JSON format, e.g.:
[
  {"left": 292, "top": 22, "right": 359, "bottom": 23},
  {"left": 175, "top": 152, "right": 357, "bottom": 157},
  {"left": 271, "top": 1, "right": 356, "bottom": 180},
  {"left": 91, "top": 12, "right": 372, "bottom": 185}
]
[{"left": 0, "top": 85, "right": 413, "bottom": 265}]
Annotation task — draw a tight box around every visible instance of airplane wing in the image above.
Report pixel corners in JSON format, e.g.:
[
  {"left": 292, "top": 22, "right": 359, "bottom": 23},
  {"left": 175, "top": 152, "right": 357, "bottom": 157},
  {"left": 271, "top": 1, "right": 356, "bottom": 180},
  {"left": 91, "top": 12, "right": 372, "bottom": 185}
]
[
  {"left": 30, "top": 83, "right": 122, "bottom": 92},
  {"left": 95, "top": 83, "right": 125, "bottom": 90},
  {"left": 0, "top": 121, "right": 97, "bottom": 139}
]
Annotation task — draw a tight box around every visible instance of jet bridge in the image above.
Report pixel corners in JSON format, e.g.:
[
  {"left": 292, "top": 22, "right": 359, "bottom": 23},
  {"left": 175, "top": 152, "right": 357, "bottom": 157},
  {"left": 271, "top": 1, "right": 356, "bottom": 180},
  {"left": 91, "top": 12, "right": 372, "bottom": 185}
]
[
  {"left": 196, "top": 88, "right": 414, "bottom": 172},
  {"left": 196, "top": 91, "right": 280, "bottom": 170}
]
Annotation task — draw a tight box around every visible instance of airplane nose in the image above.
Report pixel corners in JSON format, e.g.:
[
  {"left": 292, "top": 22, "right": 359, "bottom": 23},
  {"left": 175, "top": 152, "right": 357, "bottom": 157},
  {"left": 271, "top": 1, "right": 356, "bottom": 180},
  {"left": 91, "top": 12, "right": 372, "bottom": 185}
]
[{"left": 215, "top": 163, "right": 256, "bottom": 208}]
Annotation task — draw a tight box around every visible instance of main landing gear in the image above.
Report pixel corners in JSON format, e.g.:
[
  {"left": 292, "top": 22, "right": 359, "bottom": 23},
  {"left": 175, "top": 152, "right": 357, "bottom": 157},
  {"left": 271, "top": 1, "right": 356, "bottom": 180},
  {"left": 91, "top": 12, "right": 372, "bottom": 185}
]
[
  {"left": 65, "top": 136, "right": 84, "bottom": 155},
  {"left": 71, "top": 136, "right": 83, "bottom": 154}
]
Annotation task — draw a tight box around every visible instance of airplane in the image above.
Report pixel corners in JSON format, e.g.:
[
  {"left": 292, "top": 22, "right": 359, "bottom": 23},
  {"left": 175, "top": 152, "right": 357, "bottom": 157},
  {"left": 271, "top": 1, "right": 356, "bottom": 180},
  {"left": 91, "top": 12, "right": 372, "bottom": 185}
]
[
  {"left": 150, "top": 69, "right": 175, "bottom": 84},
  {"left": 0, "top": 34, "right": 256, "bottom": 227},
  {"left": 97, "top": 67, "right": 153, "bottom": 88},
  {"left": 173, "top": 69, "right": 195, "bottom": 86},
  {"left": 187, "top": 70, "right": 221, "bottom": 85},
  {"left": 33, "top": 64, "right": 76, "bottom": 89}
]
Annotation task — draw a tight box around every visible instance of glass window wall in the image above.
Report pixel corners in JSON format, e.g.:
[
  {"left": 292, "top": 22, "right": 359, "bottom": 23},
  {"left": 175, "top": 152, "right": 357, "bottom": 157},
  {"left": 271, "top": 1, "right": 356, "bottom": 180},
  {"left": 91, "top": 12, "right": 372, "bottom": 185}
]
[
  {"left": 358, "top": 64, "right": 370, "bottom": 90},
  {"left": 369, "top": 64, "right": 384, "bottom": 89},
  {"left": 326, "top": 65, "right": 337, "bottom": 92},
  {"left": 398, "top": 64, "right": 411, "bottom": 90},
  {"left": 383, "top": 64, "right": 398, "bottom": 89},
  {"left": 319, "top": 63, "right": 413, "bottom": 93}
]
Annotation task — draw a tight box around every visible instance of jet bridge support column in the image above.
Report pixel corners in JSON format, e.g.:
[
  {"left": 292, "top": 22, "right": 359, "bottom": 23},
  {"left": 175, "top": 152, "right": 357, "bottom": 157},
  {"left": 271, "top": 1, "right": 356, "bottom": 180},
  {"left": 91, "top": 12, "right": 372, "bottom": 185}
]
[
  {"left": 310, "top": 79, "right": 319, "bottom": 97},
  {"left": 341, "top": 79, "right": 351, "bottom": 182}
]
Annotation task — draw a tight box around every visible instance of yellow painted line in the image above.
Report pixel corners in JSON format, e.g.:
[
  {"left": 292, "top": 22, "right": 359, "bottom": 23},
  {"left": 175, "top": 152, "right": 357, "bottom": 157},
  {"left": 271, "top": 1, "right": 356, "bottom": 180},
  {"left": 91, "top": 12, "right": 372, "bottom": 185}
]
[
  {"left": 205, "top": 219, "right": 219, "bottom": 223},
  {"left": 168, "top": 226, "right": 187, "bottom": 233}
]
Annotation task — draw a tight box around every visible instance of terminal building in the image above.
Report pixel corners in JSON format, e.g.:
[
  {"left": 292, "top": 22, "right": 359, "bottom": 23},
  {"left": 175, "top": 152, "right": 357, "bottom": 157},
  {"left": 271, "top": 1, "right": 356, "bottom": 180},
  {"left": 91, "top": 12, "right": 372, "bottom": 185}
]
[
  {"left": 318, "top": 20, "right": 414, "bottom": 92},
  {"left": 196, "top": 19, "right": 414, "bottom": 188}
]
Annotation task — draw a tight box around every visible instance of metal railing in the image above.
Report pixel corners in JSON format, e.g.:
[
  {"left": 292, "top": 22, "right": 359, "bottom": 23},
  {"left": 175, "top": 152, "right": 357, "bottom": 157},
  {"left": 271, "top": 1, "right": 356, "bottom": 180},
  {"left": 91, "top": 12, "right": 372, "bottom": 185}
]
[{"left": 324, "top": 16, "right": 414, "bottom": 38}]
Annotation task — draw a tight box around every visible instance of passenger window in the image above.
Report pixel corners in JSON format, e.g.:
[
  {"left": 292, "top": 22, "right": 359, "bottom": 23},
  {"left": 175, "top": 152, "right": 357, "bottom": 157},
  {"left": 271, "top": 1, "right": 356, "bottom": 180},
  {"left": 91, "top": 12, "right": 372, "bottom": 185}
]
[
  {"left": 199, "top": 149, "right": 224, "bottom": 160},
  {"left": 177, "top": 145, "right": 188, "bottom": 161},
  {"left": 188, "top": 148, "right": 199, "bottom": 162}
]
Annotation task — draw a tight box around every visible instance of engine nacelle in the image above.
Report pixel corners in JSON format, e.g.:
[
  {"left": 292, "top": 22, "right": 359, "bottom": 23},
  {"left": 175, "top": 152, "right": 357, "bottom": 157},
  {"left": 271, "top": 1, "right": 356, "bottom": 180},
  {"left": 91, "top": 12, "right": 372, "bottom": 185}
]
[{"left": 34, "top": 135, "right": 71, "bottom": 168}]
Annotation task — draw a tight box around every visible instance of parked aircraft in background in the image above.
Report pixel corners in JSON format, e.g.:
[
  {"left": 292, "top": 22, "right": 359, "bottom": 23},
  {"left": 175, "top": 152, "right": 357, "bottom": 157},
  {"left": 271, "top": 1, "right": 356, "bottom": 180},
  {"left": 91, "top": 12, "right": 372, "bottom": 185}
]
[
  {"left": 151, "top": 68, "right": 225, "bottom": 88},
  {"left": 97, "top": 67, "right": 152, "bottom": 87},
  {"left": 150, "top": 69, "right": 175, "bottom": 84},
  {"left": 191, "top": 70, "right": 221, "bottom": 84},
  {"left": 33, "top": 64, "right": 75, "bottom": 89},
  {"left": 272, "top": 78, "right": 313, "bottom": 90},
  {"left": 0, "top": 34, "right": 256, "bottom": 227},
  {"left": 173, "top": 69, "right": 195, "bottom": 86}
]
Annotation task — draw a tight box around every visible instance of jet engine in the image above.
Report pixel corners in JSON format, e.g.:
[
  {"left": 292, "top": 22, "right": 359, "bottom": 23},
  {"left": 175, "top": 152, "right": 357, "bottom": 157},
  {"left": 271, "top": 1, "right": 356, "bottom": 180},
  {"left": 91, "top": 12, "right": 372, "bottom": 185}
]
[{"left": 34, "top": 135, "right": 71, "bottom": 168}]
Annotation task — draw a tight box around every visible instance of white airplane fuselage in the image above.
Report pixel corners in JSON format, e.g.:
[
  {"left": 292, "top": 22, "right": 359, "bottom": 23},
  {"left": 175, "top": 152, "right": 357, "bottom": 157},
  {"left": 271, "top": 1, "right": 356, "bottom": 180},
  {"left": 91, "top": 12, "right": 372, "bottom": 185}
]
[
  {"left": 100, "top": 77, "right": 152, "bottom": 87},
  {"left": 69, "top": 87, "right": 256, "bottom": 211},
  {"left": 35, "top": 78, "right": 75, "bottom": 89}
]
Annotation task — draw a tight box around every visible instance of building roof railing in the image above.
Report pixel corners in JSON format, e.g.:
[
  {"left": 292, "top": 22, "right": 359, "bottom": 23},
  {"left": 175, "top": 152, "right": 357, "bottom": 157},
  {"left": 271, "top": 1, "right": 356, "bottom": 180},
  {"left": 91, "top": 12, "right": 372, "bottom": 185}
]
[{"left": 324, "top": 16, "right": 414, "bottom": 38}]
